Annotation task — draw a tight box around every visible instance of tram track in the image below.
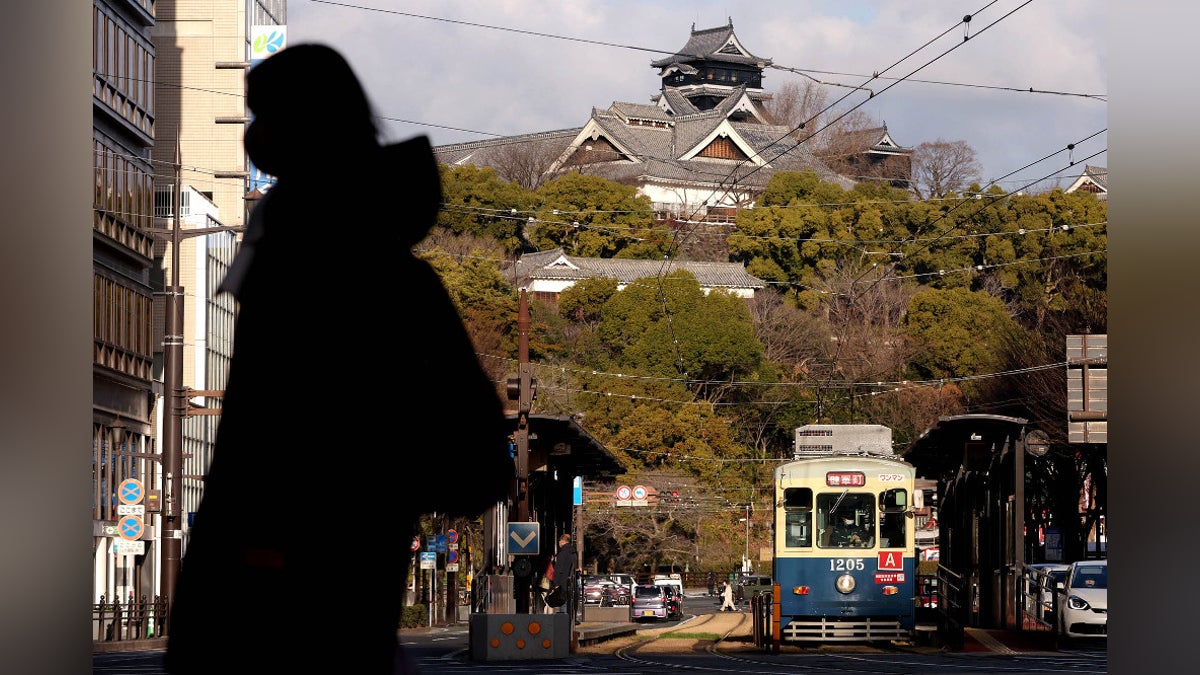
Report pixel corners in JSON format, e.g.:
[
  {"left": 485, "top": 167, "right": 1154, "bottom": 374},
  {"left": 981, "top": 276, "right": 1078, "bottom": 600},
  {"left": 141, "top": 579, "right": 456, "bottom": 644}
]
[{"left": 610, "top": 620, "right": 1092, "bottom": 674}]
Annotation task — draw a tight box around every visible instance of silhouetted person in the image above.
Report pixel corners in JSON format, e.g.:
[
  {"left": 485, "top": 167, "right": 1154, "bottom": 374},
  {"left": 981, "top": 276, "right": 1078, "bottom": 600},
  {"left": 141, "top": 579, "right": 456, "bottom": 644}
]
[{"left": 164, "top": 44, "right": 514, "bottom": 675}]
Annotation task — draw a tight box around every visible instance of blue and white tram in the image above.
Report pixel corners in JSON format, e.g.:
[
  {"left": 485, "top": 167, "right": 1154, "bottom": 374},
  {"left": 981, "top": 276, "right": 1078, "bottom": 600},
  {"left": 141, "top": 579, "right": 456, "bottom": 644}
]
[{"left": 772, "top": 449, "right": 918, "bottom": 642}]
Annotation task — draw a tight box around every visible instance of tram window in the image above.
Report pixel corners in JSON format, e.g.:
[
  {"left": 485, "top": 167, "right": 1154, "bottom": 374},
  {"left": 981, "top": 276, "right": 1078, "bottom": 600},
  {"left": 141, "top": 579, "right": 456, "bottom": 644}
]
[
  {"left": 880, "top": 488, "right": 907, "bottom": 512},
  {"left": 783, "top": 487, "right": 811, "bottom": 509},
  {"left": 783, "top": 488, "right": 812, "bottom": 547},
  {"left": 878, "top": 489, "right": 907, "bottom": 548},
  {"left": 817, "top": 492, "right": 875, "bottom": 548}
]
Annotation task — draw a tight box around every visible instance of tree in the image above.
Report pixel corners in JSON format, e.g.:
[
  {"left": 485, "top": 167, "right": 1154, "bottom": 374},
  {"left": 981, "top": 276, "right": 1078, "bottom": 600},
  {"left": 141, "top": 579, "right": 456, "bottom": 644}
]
[
  {"left": 903, "top": 287, "right": 1022, "bottom": 400},
  {"left": 529, "top": 173, "right": 666, "bottom": 258},
  {"left": 486, "top": 137, "right": 565, "bottom": 191},
  {"left": 746, "top": 289, "right": 832, "bottom": 376},
  {"left": 762, "top": 80, "right": 829, "bottom": 136},
  {"left": 436, "top": 164, "right": 534, "bottom": 252},
  {"left": 910, "top": 139, "right": 983, "bottom": 200}
]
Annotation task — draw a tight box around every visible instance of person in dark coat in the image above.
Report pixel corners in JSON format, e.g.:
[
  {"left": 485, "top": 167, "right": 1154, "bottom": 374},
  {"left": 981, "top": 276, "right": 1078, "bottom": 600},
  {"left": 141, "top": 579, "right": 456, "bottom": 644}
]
[
  {"left": 550, "top": 533, "right": 578, "bottom": 613},
  {"left": 164, "top": 44, "right": 514, "bottom": 675},
  {"left": 707, "top": 570, "right": 716, "bottom": 597}
]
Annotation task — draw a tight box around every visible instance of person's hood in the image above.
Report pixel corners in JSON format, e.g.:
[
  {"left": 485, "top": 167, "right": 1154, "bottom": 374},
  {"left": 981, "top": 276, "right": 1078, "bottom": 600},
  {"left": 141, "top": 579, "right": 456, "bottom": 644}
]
[{"left": 378, "top": 135, "right": 443, "bottom": 248}]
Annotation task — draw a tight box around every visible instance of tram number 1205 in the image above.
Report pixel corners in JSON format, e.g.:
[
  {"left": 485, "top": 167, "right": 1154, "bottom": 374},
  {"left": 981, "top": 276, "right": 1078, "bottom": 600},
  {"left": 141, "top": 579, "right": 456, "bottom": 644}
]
[{"left": 830, "top": 558, "right": 866, "bottom": 571}]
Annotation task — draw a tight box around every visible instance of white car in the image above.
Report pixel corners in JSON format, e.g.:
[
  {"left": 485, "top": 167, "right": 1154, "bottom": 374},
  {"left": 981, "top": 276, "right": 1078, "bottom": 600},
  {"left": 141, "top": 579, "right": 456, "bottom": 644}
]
[
  {"left": 607, "top": 573, "right": 636, "bottom": 595},
  {"left": 1057, "top": 559, "right": 1107, "bottom": 645}
]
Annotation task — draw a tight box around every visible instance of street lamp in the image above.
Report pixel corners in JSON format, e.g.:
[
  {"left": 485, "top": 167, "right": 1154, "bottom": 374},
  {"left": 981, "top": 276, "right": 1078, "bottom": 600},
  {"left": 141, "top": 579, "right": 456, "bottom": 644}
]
[{"left": 739, "top": 504, "right": 750, "bottom": 573}]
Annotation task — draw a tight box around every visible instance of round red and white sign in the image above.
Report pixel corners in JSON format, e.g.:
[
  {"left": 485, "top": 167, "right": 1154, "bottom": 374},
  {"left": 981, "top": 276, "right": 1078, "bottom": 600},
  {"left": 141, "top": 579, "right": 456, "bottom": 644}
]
[
  {"left": 632, "top": 485, "right": 647, "bottom": 500},
  {"left": 615, "top": 485, "right": 632, "bottom": 500}
]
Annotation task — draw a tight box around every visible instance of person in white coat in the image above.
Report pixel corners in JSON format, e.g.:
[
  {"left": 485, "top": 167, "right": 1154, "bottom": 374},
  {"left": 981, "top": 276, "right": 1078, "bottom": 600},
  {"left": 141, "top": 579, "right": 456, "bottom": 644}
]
[{"left": 720, "top": 580, "right": 740, "bottom": 612}]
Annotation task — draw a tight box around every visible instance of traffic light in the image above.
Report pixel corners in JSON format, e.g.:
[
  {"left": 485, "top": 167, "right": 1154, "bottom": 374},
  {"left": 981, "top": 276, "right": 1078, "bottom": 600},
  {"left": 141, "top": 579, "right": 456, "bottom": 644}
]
[{"left": 670, "top": 490, "right": 680, "bottom": 502}]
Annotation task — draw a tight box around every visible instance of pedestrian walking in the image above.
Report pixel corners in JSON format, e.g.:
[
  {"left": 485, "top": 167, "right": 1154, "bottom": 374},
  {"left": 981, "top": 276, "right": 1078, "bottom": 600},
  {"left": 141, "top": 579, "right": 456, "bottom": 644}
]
[
  {"left": 163, "top": 44, "right": 514, "bottom": 675},
  {"left": 706, "top": 570, "right": 716, "bottom": 597},
  {"left": 720, "top": 580, "right": 740, "bottom": 611}
]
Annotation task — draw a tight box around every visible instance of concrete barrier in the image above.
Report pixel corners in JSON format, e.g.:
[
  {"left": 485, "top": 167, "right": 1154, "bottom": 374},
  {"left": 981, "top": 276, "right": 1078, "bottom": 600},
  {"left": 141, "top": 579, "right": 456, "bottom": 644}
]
[
  {"left": 468, "top": 613, "right": 571, "bottom": 661},
  {"left": 583, "top": 605, "right": 631, "bottom": 622}
]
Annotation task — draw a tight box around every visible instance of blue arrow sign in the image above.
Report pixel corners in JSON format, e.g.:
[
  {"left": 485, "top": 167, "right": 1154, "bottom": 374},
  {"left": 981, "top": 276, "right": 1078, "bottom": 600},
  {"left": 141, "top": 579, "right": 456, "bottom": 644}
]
[{"left": 507, "top": 522, "right": 540, "bottom": 556}]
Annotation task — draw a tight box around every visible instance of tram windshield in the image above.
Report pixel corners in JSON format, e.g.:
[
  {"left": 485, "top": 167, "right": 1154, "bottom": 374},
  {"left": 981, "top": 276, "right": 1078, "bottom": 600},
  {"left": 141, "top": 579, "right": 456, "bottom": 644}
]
[
  {"left": 818, "top": 491, "right": 875, "bottom": 548},
  {"left": 782, "top": 486, "right": 909, "bottom": 549}
]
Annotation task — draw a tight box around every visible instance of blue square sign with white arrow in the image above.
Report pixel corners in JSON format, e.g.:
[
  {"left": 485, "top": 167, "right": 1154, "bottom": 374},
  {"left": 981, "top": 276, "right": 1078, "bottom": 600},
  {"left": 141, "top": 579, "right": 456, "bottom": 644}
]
[{"left": 507, "top": 522, "right": 539, "bottom": 555}]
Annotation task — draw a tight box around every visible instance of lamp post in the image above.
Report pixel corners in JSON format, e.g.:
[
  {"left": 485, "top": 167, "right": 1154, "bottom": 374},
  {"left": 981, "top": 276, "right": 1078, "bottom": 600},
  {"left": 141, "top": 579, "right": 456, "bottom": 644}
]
[{"left": 739, "top": 504, "right": 750, "bottom": 573}]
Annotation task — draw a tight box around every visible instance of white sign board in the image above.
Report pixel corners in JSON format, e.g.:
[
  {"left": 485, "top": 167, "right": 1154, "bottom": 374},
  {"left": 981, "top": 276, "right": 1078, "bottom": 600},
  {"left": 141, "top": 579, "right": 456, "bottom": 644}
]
[
  {"left": 114, "top": 540, "right": 145, "bottom": 556},
  {"left": 419, "top": 551, "right": 436, "bottom": 570}
]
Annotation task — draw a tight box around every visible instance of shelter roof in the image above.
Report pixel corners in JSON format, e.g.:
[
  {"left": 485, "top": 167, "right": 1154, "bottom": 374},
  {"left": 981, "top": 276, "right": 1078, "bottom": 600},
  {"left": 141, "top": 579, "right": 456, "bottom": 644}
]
[{"left": 508, "top": 413, "right": 626, "bottom": 479}]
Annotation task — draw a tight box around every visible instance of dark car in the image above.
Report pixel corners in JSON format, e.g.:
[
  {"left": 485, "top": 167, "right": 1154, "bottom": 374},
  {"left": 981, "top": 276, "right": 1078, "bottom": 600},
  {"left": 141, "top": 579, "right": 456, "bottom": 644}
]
[
  {"left": 630, "top": 583, "right": 670, "bottom": 621},
  {"left": 661, "top": 583, "right": 684, "bottom": 619}
]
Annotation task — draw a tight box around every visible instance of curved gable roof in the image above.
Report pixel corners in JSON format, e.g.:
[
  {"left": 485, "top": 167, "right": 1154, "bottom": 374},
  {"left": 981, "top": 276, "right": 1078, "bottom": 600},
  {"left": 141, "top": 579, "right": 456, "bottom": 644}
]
[{"left": 651, "top": 19, "right": 771, "bottom": 70}]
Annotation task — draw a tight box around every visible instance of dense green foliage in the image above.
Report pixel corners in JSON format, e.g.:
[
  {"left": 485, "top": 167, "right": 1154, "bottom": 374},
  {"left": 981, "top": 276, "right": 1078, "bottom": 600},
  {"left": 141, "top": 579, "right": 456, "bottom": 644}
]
[{"left": 419, "top": 168, "right": 1107, "bottom": 575}]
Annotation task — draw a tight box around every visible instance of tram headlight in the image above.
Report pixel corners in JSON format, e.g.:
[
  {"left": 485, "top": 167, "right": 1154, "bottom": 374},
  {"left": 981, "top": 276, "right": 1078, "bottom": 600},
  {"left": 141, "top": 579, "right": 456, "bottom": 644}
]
[{"left": 835, "top": 573, "right": 856, "bottom": 594}]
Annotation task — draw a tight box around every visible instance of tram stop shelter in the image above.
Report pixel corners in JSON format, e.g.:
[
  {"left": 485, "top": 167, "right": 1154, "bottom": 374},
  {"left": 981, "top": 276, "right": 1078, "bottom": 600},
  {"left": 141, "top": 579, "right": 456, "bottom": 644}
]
[
  {"left": 472, "top": 413, "right": 626, "bottom": 660},
  {"left": 903, "top": 414, "right": 1038, "bottom": 640}
]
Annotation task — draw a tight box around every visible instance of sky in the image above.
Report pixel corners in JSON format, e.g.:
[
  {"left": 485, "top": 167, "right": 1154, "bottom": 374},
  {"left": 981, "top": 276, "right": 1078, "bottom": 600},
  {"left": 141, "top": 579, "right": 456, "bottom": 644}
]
[{"left": 283, "top": 0, "right": 1106, "bottom": 193}]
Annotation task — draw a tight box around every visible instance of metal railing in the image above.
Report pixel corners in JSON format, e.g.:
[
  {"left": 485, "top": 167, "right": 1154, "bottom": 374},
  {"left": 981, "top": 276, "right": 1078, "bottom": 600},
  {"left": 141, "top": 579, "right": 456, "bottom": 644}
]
[{"left": 92, "top": 595, "right": 168, "bottom": 643}]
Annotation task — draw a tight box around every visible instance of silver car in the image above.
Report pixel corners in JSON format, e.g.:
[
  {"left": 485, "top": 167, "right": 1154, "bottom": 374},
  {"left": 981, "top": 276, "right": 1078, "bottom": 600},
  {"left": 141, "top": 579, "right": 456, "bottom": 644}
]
[{"left": 630, "top": 583, "right": 669, "bottom": 621}]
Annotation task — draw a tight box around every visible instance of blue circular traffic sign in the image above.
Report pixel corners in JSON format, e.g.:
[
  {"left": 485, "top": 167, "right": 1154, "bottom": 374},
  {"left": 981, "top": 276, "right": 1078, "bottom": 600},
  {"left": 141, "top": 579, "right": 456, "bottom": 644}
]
[
  {"left": 118, "top": 478, "right": 144, "bottom": 505},
  {"left": 118, "top": 515, "right": 144, "bottom": 541}
]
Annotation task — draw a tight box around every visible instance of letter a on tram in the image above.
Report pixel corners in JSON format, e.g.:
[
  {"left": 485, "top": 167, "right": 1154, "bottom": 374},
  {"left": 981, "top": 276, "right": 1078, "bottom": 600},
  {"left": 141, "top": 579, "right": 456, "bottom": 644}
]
[{"left": 878, "top": 551, "right": 902, "bottom": 570}]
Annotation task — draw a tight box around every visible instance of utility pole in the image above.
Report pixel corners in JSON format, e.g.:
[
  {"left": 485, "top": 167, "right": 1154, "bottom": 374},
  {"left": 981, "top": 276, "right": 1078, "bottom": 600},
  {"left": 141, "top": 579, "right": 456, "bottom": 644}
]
[
  {"left": 153, "top": 139, "right": 243, "bottom": 610},
  {"left": 509, "top": 290, "right": 535, "bottom": 613},
  {"left": 161, "top": 140, "right": 185, "bottom": 605},
  {"left": 515, "top": 290, "right": 533, "bottom": 521}
]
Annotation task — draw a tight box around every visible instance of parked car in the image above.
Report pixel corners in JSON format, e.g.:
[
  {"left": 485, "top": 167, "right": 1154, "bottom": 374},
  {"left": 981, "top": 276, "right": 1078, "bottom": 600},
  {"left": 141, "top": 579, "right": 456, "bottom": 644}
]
[
  {"left": 607, "top": 572, "right": 636, "bottom": 595},
  {"left": 581, "top": 574, "right": 616, "bottom": 606},
  {"left": 1056, "top": 559, "right": 1107, "bottom": 645},
  {"left": 737, "top": 573, "right": 774, "bottom": 601},
  {"left": 630, "top": 583, "right": 670, "bottom": 621},
  {"left": 604, "top": 577, "right": 632, "bottom": 605}
]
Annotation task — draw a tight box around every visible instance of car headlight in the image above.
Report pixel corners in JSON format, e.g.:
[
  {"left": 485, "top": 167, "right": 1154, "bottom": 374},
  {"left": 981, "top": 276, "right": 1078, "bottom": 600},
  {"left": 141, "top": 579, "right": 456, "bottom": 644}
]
[
  {"left": 1066, "top": 595, "right": 1091, "bottom": 611},
  {"left": 835, "top": 573, "right": 856, "bottom": 594}
]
